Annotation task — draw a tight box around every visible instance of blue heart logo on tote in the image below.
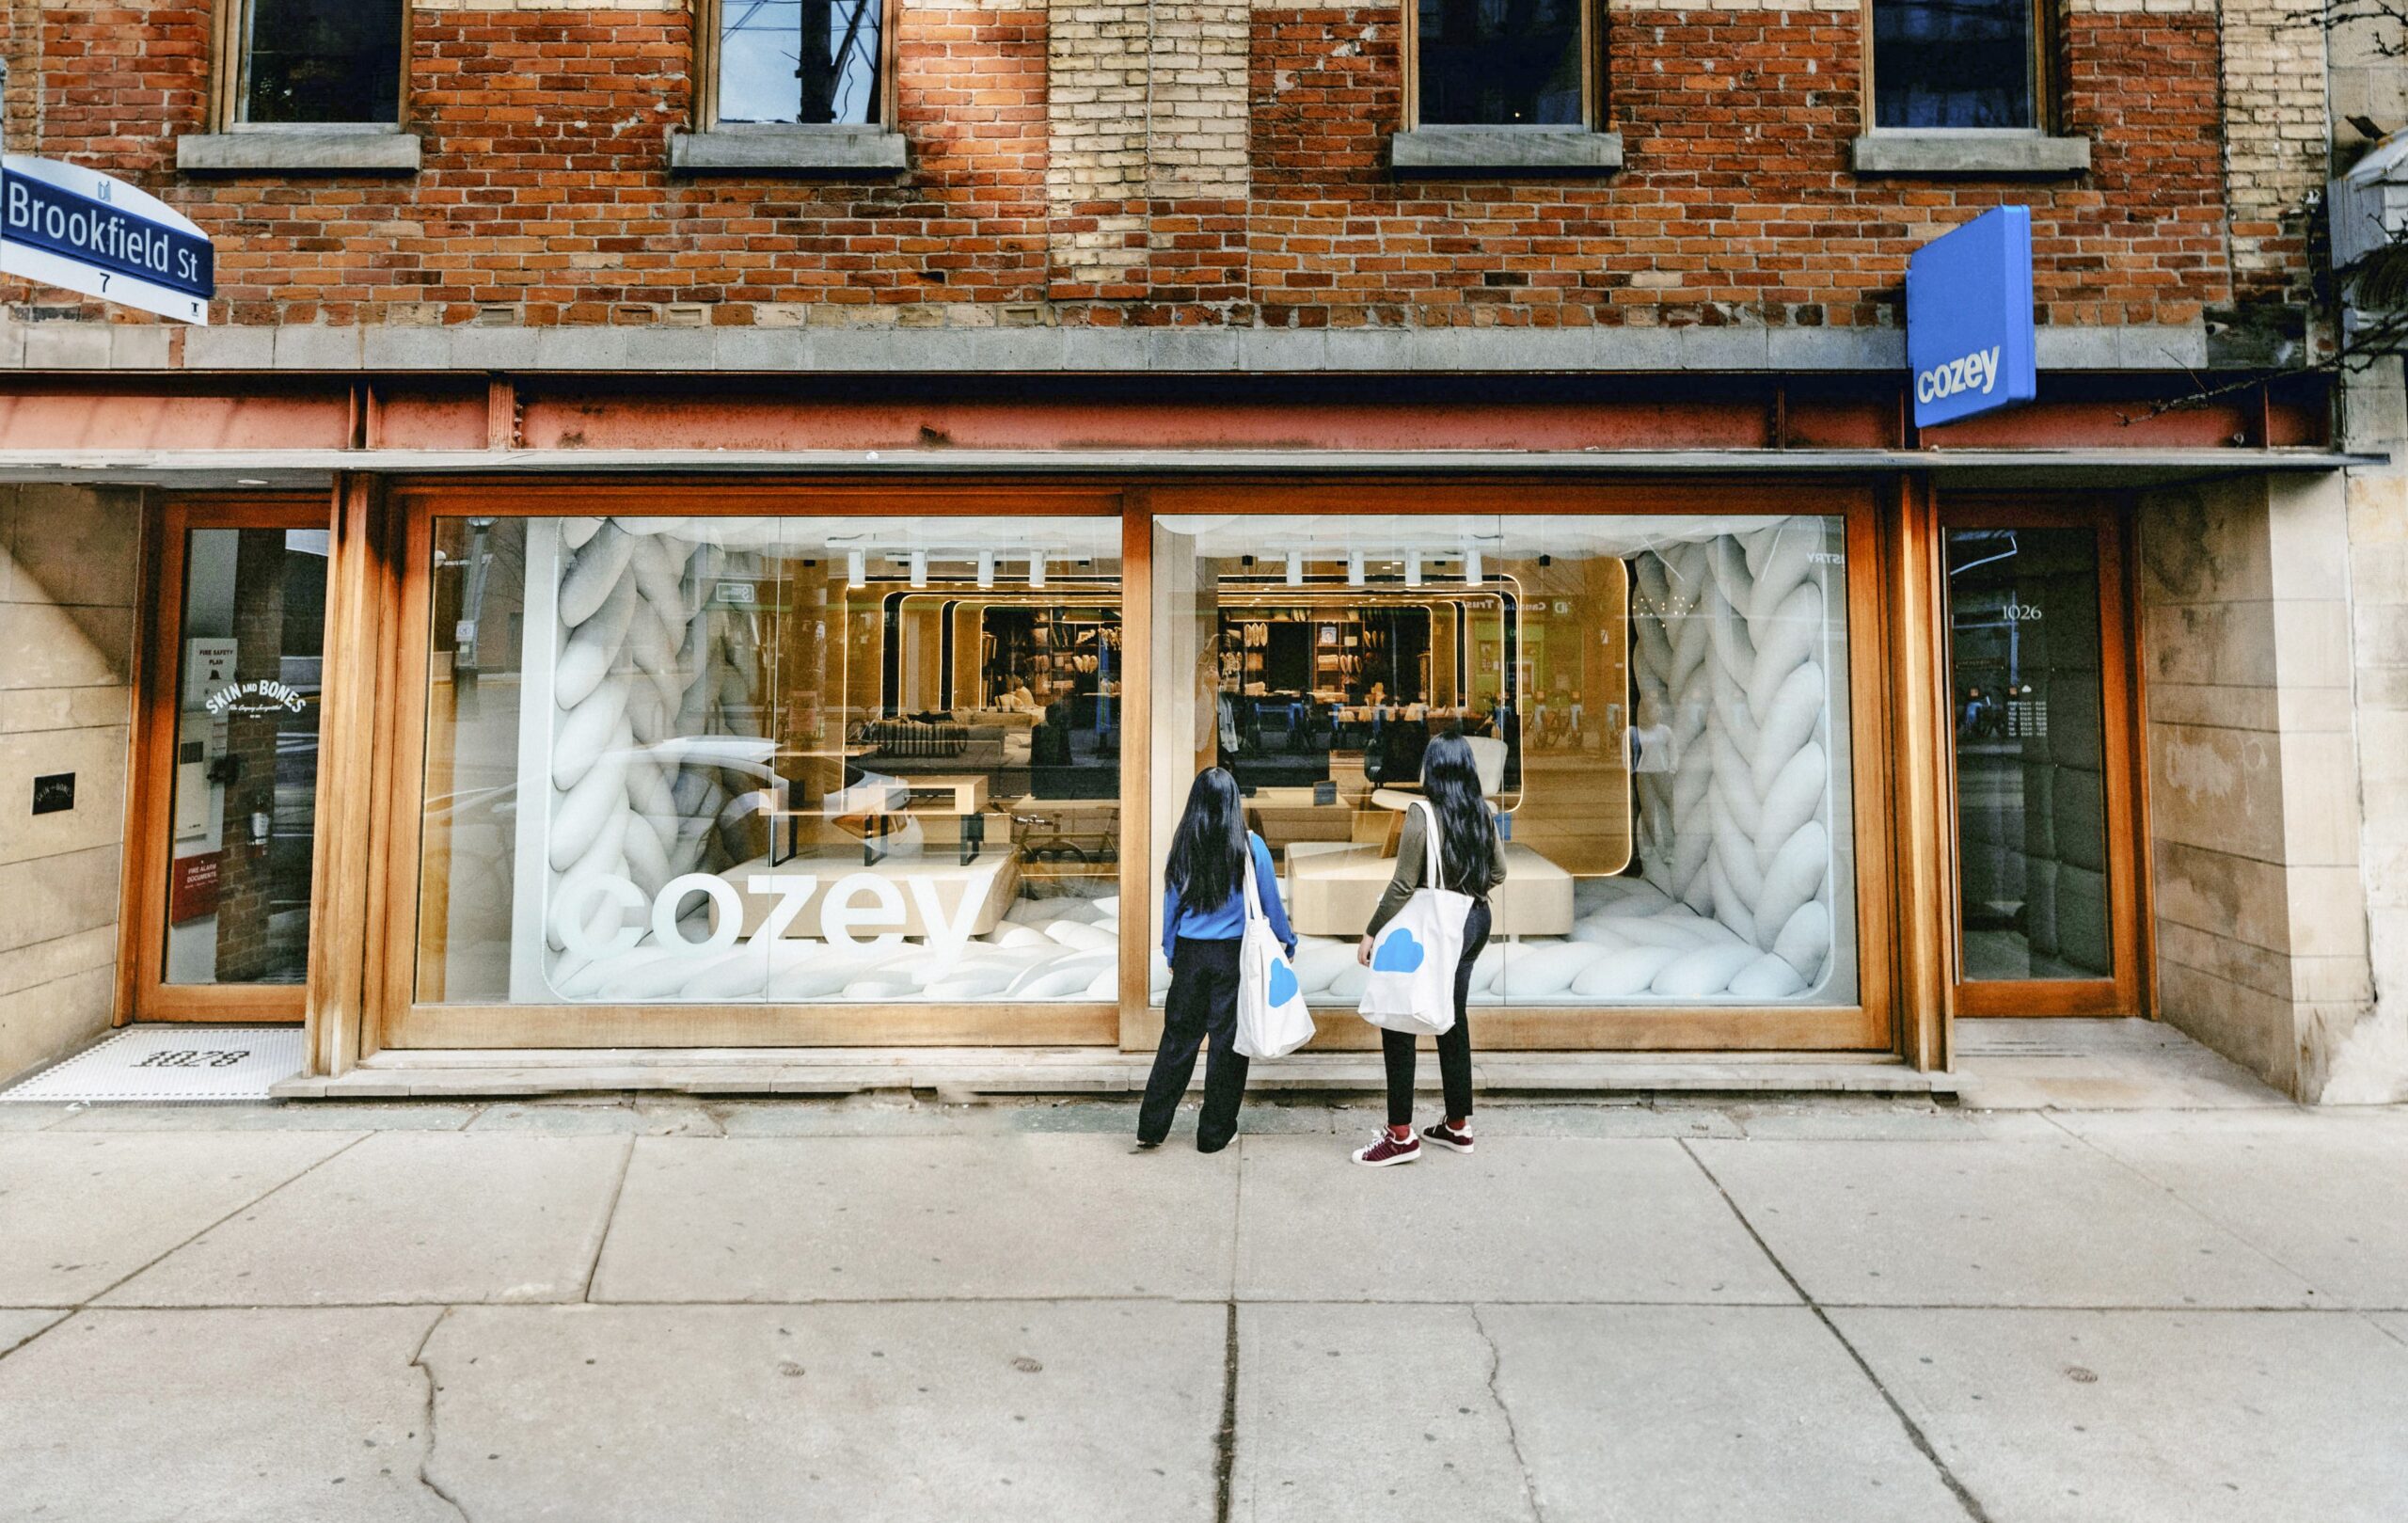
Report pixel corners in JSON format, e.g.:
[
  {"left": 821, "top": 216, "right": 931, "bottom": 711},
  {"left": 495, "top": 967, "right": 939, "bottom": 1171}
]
[
  {"left": 1371, "top": 928, "right": 1426, "bottom": 973},
  {"left": 1268, "top": 959, "right": 1299, "bottom": 1007}
]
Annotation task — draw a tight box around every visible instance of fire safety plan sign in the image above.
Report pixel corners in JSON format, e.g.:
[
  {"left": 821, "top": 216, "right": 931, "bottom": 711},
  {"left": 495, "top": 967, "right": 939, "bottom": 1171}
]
[{"left": 0, "top": 155, "right": 213, "bottom": 325}]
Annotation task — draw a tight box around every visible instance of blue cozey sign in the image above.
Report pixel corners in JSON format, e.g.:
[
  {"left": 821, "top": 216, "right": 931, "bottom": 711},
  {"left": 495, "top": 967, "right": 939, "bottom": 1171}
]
[
  {"left": 1906, "top": 205, "right": 2036, "bottom": 429},
  {"left": 0, "top": 155, "right": 213, "bottom": 325}
]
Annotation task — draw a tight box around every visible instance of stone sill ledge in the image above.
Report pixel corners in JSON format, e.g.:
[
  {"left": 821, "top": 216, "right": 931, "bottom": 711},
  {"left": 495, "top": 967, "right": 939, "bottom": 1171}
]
[
  {"left": 1851, "top": 132, "right": 2091, "bottom": 177},
  {"left": 178, "top": 129, "right": 422, "bottom": 174},
  {"left": 668, "top": 126, "right": 908, "bottom": 175},
  {"left": 272, "top": 1049, "right": 1956, "bottom": 1100},
  {"left": 1392, "top": 125, "right": 1624, "bottom": 176}
]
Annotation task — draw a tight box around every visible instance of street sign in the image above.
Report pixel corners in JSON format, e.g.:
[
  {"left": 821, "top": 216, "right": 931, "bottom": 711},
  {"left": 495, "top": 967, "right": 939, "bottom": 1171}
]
[
  {"left": 1907, "top": 205, "right": 2036, "bottom": 429},
  {"left": 0, "top": 154, "right": 213, "bottom": 325}
]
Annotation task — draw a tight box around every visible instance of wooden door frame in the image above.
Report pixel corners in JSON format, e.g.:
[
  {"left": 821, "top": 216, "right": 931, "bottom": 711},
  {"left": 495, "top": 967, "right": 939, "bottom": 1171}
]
[
  {"left": 1935, "top": 495, "right": 2145, "bottom": 1018},
  {"left": 121, "top": 494, "right": 333, "bottom": 1023}
]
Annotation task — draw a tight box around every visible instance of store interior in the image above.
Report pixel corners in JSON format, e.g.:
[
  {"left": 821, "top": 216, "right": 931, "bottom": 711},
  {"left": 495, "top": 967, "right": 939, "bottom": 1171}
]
[
  {"left": 1151, "top": 513, "right": 1861, "bottom": 1007},
  {"left": 414, "top": 510, "right": 1861, "bottom": 1012}
]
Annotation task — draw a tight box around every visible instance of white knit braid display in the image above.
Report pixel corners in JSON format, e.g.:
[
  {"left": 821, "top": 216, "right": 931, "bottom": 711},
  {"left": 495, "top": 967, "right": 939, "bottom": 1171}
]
[
  {"left": 523, "top": 516, "right": 1122, "bottom": 1005},
  {"left": 1618, "top": 523, "right": 1838, "bottom": 998}
]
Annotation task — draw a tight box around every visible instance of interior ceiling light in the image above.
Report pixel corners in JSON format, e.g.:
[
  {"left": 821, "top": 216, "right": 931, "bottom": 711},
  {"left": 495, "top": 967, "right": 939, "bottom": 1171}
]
[
  {"left": 977, "top": 550, "right": 994, "bottom": 589},
  {"left": 909, "top": 549, "right": 927, "bottom": 588}
]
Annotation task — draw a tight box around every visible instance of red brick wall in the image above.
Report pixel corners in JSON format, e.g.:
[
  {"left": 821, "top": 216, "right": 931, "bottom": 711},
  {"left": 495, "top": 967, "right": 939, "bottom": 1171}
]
[
  {"left": 6, "top": 2, "right": 2242, "bottom": 332},
  {"left": 1247, "top": 4, "right": 2230, "bottom": 331}
]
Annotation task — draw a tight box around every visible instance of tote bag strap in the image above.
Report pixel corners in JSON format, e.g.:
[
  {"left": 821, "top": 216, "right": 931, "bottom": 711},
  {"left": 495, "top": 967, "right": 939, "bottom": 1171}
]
[
  {"left": 1415, "top": 799, "right": 1447, "bottom": 894},
  {"left": 1239, "top": 834, "right": 1267, "bottom": 928}
]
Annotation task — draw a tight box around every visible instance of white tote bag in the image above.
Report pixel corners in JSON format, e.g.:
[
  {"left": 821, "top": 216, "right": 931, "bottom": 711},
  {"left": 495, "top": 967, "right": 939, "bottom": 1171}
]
[
  {"left": 1233, "top": 844, "right": 1315, "bottom": 1059},
  {"left": 1357, "top": 800, "right": 1474, "bottom": 1037}
]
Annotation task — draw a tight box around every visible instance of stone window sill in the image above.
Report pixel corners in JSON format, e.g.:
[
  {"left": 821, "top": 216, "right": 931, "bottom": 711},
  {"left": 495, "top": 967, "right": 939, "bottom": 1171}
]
[
  {"left": 1391, "top": 125, "right": 1624, "bottom": 176},
  {"left": 668, "top": 126, "right": 908, "bottom": 175},
  {"left": 1850, "top": 132, "right": 2090, "bottom": 177},
  {"left": 178, "top": 128, "right": 420, "bottom": 174}
]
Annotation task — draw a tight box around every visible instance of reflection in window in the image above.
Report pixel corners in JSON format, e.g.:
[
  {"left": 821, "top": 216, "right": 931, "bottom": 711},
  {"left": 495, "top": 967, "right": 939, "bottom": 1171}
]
[
  {"left": 240, "top": 0, "right": 404, "bottom": 125},
  {"left": 416, "top": 516, "right": 1120, "bottom": 1006},
  {"left": 1416, "top": 0, "right": 1586, "bottom": 125},
  {"left": 1872, "top": 0, "right": 2036, "bottom": 130},
  {"left": 1151, "top": 516, "right": 1858, "bottom": 1008},
  {"left": 1947, "top": 527, "right": 2111, "bottom": 980},
  {"left": 164, "top": 530, "right": 328, "bottom": 985},
  {"left": 719, "top": 0, "right": 885, "bottom": 126}
]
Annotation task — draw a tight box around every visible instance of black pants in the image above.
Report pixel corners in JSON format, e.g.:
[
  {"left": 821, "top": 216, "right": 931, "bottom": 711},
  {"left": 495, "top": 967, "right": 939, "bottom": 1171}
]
[
  {"left": 1381, "top": 898, "right": 1491, "bottom": 1127},
  {"left": 1138, "top": 937, "right": 1250, "bottom": 1152}
]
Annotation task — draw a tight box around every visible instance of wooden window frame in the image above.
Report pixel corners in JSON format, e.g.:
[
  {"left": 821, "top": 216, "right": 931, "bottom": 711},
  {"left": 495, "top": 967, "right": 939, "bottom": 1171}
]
[
  {"left": 120, "top": 494, "right": 334, "bottom": 1024},
  {"left": 693, "top": 0, "right": 902, "bottom": 134},
  {"left": 1859, "top": 0, "right": 2057, "bottom": 136},
  {"left": 368, "top": 482, "right": 1127, "bottom": 1054},
  {"left": 314, "top": 475, "right": 1930, "bottom": 1067},
  {"left": 209, "top": 0, "right": 413, "bottom": 133},
  {"left": 1934, "top": 495, "right": 2147, "bottom": 1019},
  {"left": 1401, "top": 0, "right": 1607, "bottom": 132},
  {"left": 1137, "top": 480, "right": 1899, "bottom": 1055}
]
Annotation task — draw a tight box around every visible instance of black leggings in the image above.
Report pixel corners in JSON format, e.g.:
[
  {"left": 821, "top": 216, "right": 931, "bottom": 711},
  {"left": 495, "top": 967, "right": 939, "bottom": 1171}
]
[
  {"left": 1381, "top": 898, "right": 1491, "bottom": 1127},
  {"left": 1138, "top": 937, "right": 1249, "bottom": 1152}
]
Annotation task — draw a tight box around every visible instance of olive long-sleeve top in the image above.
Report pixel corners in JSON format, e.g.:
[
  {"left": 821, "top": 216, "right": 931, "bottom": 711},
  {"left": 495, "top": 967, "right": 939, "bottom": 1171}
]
[{"left": 1364, "top": 803, "right": 1509, "bottom": 939}]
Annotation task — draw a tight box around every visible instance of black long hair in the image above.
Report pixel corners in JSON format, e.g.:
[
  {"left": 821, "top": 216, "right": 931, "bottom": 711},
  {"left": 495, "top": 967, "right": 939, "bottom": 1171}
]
[
  {"left": 1420, "top": 734, "right": 1496, "bottom": 893},
  {"left": 1164, "top": 767, "right": 1248, "bottom": 912}
]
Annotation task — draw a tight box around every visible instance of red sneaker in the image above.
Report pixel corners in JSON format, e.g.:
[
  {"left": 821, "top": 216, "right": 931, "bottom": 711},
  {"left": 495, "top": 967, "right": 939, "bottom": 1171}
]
[
  {"left": 1420, "top": 1120, "right": 1474, "bottom": 1154},
  {"left": 1352, "top": 1131, "right": 1422, "bottom": 1167}
]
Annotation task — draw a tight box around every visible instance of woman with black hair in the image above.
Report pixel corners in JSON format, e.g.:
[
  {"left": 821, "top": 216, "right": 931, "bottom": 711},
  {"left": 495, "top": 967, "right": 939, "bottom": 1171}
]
[
  {"left": 1137, "top": 767, "right": 1298, "bottom": 1153},
  {"left": 1352, "top": 733, "right": 1509, "bottom": 1166}
]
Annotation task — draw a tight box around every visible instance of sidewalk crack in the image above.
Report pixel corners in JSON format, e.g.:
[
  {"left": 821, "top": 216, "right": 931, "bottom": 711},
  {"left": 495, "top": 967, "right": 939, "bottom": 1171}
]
[
  {"left": 1213, "top": 1300, "right": 1239, "bottom": 1523},
  {"left": 1677, "top": 1138, "right": 1993, "bottom": 1523},
  {"left": 410, "top": 1306, "right": 471, "bottom": 1523},
  {"left": 1469, "top": 1305, "right": 1546, "bottom": 1523}
]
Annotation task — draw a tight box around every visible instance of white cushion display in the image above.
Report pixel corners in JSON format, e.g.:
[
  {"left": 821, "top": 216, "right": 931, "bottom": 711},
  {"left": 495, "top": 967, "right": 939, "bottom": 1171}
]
[
  {"left": 1495, "top": 942, "right": 1611, "bottom": 998},
  {"left": 1650, "top": 943, "right": 1763, "bottom": 997},
  {"left": 1569, "top": 945, "right": 1684, "bottom": 996},
  {"left": 1728, "top": 952, "right": 1808, "bottom": 999}
]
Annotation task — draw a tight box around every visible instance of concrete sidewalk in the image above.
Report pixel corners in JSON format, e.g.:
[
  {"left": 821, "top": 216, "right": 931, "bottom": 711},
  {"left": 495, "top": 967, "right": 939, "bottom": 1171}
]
[{"left": 3, "top": 1028, "right": 2407, "bottom": 1521}]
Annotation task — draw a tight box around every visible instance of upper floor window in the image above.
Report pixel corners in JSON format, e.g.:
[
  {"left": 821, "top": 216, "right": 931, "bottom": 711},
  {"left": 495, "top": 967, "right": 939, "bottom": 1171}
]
[
  {"left": 234, "top": 0, "right": 404, "bottom": 125},
  {"left": 1871, "top": 0, "right": 2041, "bottom": 130},
  {"left": 711, "top": 0, "right": 887, "bottom": 127},
  {"left": 1414, "top": 0, "right": 1592, "bottom": 126}
]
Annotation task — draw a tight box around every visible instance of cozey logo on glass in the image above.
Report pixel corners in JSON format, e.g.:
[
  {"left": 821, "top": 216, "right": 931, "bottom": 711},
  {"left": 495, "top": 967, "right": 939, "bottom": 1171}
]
[{"left": 1906, "top": 206, "right": 2037, "bottom": 430}]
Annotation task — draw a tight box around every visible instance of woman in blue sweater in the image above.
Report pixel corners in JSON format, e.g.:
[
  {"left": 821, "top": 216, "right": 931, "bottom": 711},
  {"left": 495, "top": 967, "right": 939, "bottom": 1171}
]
[{"left": 1137, "top": 767, "right": 1298, "bottom": 1152}]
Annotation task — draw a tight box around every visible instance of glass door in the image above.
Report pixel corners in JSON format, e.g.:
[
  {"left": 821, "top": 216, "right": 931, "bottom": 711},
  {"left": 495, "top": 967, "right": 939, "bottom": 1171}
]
[
  {"left": 1941, "top": 503, "right": 2140, "bottom": 1017},
  {"left": 130, "top": 501, "right": 330, "bottom": 1020}
]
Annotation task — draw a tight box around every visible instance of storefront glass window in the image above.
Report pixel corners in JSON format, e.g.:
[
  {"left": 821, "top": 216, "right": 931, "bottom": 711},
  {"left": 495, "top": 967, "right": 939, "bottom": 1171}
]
[
  {"left": 163, "top": 528, "right": 326, "bottom": 985},
  {"left": 416, "top": 515, "right": 1123, "bottom": 1006},
  {"left": 1149, "top": 513, "right": 1859, "bottom": 1007}
]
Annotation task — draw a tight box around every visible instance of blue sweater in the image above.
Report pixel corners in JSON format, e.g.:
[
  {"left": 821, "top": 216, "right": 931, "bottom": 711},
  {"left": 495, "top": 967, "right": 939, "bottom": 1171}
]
[{"left": 1161, "top": 833, "right": 1297, "bottom": 961}]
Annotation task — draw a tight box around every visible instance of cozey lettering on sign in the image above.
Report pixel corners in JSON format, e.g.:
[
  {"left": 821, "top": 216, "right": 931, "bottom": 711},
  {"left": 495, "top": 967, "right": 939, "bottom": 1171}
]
[
  {"left": 551, "top": 871, "right": 992, "bottom": 961},
  {"left": 1916, "top": 345, "right": 2002, "bottom": 406}
]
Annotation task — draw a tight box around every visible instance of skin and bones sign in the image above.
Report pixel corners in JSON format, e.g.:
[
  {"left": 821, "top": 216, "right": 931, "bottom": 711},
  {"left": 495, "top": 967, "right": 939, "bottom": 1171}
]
[{"left": 0, "top": 155, "right": 213, "bottom": 325}]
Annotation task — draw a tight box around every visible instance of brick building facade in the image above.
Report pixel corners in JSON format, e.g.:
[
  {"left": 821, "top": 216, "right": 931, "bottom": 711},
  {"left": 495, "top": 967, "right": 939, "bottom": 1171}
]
[{"left": 0, "top": 0, "right": 2400, "bottom": 1106}]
